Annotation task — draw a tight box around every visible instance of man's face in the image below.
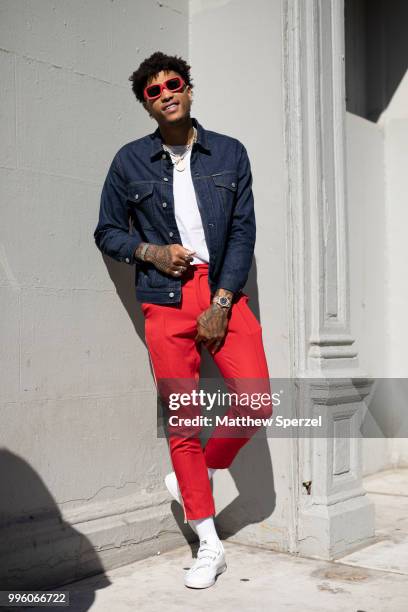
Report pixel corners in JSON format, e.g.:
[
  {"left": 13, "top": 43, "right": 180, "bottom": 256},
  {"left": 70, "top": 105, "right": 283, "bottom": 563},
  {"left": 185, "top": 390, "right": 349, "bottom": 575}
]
[{"left": 143, "top": 70, "right": 192, "bottom": 125}]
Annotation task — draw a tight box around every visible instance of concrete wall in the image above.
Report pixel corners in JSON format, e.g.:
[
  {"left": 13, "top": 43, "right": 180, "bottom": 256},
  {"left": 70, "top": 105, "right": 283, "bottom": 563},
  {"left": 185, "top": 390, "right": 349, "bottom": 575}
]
[
  {"left": 347, "top": 68, "right": 408, "bottom": 474},
  {"left": 0, "top": 0, "right": 190, "bottom": 588},
  {"left": 0, "top": 0, "right": 294, "bottom": 583},
  {"left": 379, "top": 70, "right": 408, "bottom": 468},
  {"left": 346, "top": 113, "right": 386, "bottom": 380},
  {"left": 346, "top": 112, "right": 390, "bottom": 475},
  {"left": 379, "top": 71, "right": 408, "bottom": 380},
  {"left": 190, "top": 0, "right": 293, "bottom": 551}
]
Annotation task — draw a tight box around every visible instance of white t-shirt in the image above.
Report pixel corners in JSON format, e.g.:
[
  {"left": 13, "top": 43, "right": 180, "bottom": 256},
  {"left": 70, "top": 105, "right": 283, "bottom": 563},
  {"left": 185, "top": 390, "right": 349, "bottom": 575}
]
[{"left": 166, "top": 145, "right": 210, "bottom": 264}]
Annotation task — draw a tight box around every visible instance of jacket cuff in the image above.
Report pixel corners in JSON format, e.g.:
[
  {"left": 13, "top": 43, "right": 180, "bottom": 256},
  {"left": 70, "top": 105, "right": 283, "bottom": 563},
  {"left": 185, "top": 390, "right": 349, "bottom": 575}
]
[
  {"left": 124, "top": 234, "right": 143, "bottom": 265},
  {"left": 213, "top": 275, "right": 241, "bottom": 295}
]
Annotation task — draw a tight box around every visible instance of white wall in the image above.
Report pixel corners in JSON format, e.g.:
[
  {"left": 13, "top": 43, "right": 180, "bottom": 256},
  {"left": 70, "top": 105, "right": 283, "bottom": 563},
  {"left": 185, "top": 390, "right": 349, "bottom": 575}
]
[
  {"left": 0, "top": 0, "right": 190, "bottom": 588},
  {"left": 346, "top": 69, "right": 408, "bottom": 475},
  {"left": 0, "top": 0, "right": 294, "bottom": 585},
  {"left": 190, "top": 0, "right": 293, "bottom": 551},
  {"left": 346, "top": 113, "right": 389, "bottom": 477},
  {"left": 380, "top": 70, "right": 408, "bottom": 468},
  {"left": 379, "top": 71, "right": 408, "bottom": 379},
  {"left": 346, "top": 113, "right": 385, "bottom": 379}
]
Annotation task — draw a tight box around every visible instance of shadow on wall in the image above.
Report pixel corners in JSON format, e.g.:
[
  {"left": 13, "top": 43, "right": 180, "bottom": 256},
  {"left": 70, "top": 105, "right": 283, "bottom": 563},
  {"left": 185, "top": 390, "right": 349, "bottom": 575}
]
[
  {"left": 0, "top": 449, "right": 110, "bottom": 610},
  {"left": 104, "top": 254, "right": 277, "bottom": 542},
  {"left": 345, "top": 0, "right": 408, "bottom": 121}
]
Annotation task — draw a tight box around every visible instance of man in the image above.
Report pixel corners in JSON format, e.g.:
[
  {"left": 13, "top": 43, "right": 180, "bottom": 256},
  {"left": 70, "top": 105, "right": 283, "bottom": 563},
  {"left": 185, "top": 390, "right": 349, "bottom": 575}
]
[{"left": 94, "top": 51, "right": 272, "bottom": 589}]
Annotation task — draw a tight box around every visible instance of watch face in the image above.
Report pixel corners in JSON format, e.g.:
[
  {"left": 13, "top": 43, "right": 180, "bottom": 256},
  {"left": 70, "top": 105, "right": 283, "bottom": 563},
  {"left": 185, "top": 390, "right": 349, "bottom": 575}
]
[{"left": 219, "top": 296, "right": 229, "bottom": 306}]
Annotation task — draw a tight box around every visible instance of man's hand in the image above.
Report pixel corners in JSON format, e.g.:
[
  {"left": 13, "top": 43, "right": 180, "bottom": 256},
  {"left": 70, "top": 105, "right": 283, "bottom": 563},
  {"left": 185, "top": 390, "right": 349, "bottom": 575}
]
[
  {"left": 135, "top": 243, "right": 195, "bottom": 277},
  {"left": 195, "top": 288, "right": 234, "bottom": 353},
  {"left": 195, "top": 303, "right": 229, "bottom": 352}
]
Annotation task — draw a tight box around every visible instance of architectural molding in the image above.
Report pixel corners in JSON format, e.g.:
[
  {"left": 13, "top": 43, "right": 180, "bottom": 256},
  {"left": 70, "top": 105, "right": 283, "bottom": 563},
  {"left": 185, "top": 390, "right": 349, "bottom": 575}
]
[{"left": 283, "top": 0, "right": 375, "bottom": 558}]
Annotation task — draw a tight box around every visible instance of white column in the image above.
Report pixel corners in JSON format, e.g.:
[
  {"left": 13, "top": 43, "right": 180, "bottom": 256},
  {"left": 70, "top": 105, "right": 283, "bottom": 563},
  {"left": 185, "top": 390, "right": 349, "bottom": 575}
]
[{"left": 283, "top": 0, "right": 375, "bottom": 558}]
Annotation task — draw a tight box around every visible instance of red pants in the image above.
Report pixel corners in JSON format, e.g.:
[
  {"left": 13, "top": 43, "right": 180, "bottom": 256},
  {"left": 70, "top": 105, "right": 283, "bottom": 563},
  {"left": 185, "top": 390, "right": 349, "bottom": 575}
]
[{"left": 141, "top": 263, "right": 272, "bottom": 521}]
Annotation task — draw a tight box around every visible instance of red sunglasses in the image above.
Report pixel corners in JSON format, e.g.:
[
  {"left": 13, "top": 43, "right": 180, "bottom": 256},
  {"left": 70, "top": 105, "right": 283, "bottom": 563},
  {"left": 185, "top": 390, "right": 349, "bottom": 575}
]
[{"left": 143, "top": 76, "right": 186, "bottom": 101}]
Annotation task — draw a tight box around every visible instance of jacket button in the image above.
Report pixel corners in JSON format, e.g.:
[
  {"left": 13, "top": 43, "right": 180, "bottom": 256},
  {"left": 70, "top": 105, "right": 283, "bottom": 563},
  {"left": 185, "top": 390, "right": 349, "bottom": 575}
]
[
  {"left": 163, "top": 177, "right": 169, "bottom": 182},
  {"left": 125, "top": 257, "right": 130, "bottom": 263},
  {"left": 169, "top": 231, "right": 174, "bottom": 237},
  {"left": 231, "top": 182, "right": 236, "bottom": 187},
  {"left": 169, "top": 292, "right": 175, "bottom": 298},
  {"left": 162, "top": 202, "right": 167, "bottom": 208},
  {"left": 134, "top": 194, "right": 139, "bottom": 199},
  {"left": 162, "top": 153, "right": 166, "bottom": 159}
]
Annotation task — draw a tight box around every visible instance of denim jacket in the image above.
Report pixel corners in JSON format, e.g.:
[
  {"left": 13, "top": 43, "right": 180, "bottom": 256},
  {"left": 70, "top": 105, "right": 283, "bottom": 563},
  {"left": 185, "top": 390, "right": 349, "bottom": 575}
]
[{"left": 93, "top": 117, "right": 256, "bottom": 304}]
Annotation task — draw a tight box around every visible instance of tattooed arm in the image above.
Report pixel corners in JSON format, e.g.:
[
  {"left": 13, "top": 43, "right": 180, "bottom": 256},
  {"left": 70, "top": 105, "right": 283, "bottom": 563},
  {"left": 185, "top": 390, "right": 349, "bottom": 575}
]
[{"left": 134, "top": 242, "right": 195, "bottom": 277}]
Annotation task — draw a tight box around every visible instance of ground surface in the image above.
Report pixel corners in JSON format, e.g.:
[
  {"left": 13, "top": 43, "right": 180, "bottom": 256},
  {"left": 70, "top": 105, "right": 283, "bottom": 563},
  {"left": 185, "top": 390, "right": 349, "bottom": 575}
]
[{"left": 52, "top": 469, "right": 408, "bottom": 611}]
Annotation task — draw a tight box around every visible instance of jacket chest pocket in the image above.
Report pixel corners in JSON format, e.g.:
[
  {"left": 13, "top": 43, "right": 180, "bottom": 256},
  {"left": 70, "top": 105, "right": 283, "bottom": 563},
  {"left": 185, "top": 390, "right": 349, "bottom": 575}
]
[
  {"left": 211, "top": 172, "right": 238, "bottom": 220},
  {"left": 127, "top": 182, "right": 155, "bottom": 229}
]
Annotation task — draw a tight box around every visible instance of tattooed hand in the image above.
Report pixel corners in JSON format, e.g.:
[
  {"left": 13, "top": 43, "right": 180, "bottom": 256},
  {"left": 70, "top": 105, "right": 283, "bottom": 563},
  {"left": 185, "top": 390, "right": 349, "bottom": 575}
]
[
  {"left": 135, "top": 243, "right": 195, "bottom": 277},
  {"left": 195, "top": 288, "right": 234, "bottom": 352},
  {"left": 195, "top": 304, "right": 230, "bottom": 353}
]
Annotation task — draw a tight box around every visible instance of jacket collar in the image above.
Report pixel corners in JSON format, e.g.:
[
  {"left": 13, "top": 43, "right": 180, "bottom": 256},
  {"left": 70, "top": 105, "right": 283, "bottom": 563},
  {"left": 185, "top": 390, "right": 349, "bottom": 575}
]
[{"left": 149, "top": 117, "right": 210, "bottom": 159}]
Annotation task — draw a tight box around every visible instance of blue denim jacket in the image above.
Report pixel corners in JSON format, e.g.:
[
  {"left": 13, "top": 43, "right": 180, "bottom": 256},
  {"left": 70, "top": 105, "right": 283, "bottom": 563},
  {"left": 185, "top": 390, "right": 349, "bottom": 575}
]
[{"left": 94, "top": 117, "right": 256, "bottom": 304}]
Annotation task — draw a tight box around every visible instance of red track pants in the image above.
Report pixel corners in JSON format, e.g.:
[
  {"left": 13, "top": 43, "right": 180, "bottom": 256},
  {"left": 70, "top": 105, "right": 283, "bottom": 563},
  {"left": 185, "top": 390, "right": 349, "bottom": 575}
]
[{"left": 141, "top": 263, "right": 272, "bottom": 521}]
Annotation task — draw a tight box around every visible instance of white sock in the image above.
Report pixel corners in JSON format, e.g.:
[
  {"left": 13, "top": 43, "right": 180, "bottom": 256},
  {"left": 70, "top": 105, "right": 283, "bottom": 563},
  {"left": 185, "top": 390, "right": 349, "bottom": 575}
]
[
  {"left": 189, "top": 515, "right": 220, "bottom": 546},
  {"left": 186, "top": 469, "right": 218, "bottom": 542},
  {"left": 207, "top": 467, "right": 216, "bottom": 479}
]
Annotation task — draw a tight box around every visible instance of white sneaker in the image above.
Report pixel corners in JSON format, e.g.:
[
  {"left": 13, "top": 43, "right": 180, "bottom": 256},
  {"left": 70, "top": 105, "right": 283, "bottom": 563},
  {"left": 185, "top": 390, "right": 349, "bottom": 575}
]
[
  {"left": 184, "top": 539, "right": 227, "bottom": 589},
  {"left": 164, "top": 472, "right": 197, "bottom": 533}
]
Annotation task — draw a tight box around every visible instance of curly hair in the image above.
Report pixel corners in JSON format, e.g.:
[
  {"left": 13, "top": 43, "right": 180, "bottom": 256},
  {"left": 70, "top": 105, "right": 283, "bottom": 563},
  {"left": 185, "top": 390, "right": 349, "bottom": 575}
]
[{"left": 129, "top": 51, "right": 194, "bottom": 104}]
